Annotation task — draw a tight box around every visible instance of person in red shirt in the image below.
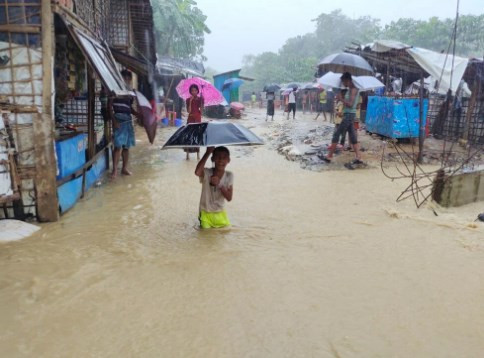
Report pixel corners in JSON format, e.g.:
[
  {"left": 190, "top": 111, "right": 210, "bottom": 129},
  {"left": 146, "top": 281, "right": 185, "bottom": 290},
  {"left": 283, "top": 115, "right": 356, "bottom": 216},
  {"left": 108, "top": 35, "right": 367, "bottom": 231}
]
[{"left": 185, "top": 84, "right": 204, "bottom": 160}]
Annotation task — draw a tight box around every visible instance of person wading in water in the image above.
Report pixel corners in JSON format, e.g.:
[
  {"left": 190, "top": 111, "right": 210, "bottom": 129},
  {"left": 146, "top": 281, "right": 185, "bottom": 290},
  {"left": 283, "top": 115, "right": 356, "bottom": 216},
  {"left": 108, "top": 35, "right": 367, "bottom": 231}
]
[
  {"left": 319, "top": 72, "right": 363, "bottom": 166},
  {"left": 110, "top": 70, "right": 138, "bottom": 179}
]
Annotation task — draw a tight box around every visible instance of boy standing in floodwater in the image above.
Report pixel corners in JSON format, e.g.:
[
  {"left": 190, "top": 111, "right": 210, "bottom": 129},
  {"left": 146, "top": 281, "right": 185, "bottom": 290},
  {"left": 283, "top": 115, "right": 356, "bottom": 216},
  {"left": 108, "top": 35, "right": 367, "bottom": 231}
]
[{"left": 195, "top": 147, "right": 234, "bottom": 229}]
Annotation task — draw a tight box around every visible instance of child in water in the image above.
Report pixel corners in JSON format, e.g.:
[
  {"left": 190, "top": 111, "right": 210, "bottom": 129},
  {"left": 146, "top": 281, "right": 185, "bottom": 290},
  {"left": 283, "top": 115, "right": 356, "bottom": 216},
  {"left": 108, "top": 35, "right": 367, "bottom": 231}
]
[{"left": 194, "top": 146, "right": 234, "bottom": 229}]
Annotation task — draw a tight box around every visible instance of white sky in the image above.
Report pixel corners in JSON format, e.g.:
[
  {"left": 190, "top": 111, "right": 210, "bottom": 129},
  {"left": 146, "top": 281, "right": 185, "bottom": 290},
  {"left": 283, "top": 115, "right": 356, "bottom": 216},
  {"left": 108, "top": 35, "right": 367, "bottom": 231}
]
[{"left": 196, "top": 0, "right": 483, "bottom": 72}]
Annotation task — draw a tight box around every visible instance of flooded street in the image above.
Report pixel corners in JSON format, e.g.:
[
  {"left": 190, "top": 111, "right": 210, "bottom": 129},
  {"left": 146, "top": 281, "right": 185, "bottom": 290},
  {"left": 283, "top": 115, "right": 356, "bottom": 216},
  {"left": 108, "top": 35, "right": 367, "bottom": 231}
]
[{"left": 1, "top": 110, "right": 483, "bottom": 357}]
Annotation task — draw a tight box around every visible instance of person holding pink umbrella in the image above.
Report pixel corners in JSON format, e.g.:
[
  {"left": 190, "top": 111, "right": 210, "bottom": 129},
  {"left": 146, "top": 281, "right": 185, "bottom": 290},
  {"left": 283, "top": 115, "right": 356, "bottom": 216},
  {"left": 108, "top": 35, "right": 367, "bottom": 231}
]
[{"left": 185, "top": 84, "right": 204, "bottom": 160}]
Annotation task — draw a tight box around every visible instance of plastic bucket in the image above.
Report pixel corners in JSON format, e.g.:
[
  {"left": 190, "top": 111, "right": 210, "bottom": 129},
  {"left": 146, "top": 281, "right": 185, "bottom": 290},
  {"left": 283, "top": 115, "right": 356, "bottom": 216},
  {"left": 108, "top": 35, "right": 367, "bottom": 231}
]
[
  {"left": 174, "top": 119, "right": 183, "bottom": 127},
  {"left": 161, "top": 118, "right": 169, "bottom": 127}
]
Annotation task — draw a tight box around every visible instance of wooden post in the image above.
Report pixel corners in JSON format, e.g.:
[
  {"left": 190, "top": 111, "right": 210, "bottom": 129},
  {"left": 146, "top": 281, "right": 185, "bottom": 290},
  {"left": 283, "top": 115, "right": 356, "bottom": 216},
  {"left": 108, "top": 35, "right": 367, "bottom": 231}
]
[
  {"left": 462, "top": 80, "right": 480, "bottom": 144},
  {"left": 417, "top": 73, "right": 425, "bottom": 164},
  {"left": 34, "top": 0, "right": 59, "bottom": 222},
  {"left": 87, "top": 68, "right": 96, "bottom": 159}
]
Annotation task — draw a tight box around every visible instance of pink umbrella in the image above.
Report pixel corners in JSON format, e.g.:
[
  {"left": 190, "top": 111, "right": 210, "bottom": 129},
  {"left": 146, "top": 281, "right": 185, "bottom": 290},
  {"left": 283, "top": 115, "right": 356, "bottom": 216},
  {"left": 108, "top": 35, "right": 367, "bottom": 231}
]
[
  {"left": 176, "top": 77, "right": 225, "bottom": 106},
  {"left": 135, "top": 90, "right": 157, "bottom": 144}
]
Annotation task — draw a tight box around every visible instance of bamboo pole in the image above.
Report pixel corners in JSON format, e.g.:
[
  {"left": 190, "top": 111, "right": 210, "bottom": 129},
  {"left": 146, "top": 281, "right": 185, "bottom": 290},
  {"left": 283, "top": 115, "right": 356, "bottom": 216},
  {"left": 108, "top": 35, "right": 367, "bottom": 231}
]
[
  {"left": 417, "top": 73, "right": 425, "bottom": 164},
  {"left": 34, "top": 0, "right": 59, "bottom": 222},
  {"left": 87, "top": 68, "right": 96, "bottom": 159},
  {"left": 461, "top": 80, "right": 479, "bottom": 144}
]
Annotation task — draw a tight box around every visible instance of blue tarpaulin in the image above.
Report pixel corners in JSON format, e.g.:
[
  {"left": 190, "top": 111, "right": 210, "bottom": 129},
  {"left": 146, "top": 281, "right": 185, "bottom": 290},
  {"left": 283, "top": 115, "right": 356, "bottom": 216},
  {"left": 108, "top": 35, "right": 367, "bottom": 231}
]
[
  {"left": 85, "top": 153, "right": 107, "bottom": 190},
  {"left": 57, "top": 150, "right": 108, "bottom": 214},
  {"left": 55, "top": 134, "right": 87, "bottom": 179},
  {"left": 365, "top": 97, "right": 429, "bottom": 139},
  {"left": 57, "top": 177, "right": 83, "bottom": 214}
]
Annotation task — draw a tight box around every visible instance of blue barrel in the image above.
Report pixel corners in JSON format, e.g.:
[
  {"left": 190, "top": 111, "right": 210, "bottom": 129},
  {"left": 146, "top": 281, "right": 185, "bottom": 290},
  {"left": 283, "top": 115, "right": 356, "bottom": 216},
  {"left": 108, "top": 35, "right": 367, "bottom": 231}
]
[
  {"left": 161, "top": 118, "right": 169, "bottom": 127},
  {"left": 174, "top": 119, "right": 183, "bottom": 127}
]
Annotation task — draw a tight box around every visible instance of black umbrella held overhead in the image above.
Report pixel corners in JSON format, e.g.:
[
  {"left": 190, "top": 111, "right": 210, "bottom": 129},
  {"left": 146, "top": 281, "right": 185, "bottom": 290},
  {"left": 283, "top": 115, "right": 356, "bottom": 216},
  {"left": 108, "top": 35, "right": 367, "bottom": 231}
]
[
  {"left": 285, "top": 82, "right": 300, "bottom": 89},
  {"left": 263, "top": 83, "right": 281, "bottom": 92},
  {"left": 318, "top": 53, "right": 374, "bottom": 76},
  {"left": 162, "top": 121, "right": 264, "bottom": 149}
]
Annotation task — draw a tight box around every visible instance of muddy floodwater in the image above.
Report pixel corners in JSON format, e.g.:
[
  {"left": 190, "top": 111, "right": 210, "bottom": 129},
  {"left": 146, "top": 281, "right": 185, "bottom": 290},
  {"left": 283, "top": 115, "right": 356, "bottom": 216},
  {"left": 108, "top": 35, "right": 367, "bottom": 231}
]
[{"left": 1, "top": 110, "right": 483, "bottom": 357}]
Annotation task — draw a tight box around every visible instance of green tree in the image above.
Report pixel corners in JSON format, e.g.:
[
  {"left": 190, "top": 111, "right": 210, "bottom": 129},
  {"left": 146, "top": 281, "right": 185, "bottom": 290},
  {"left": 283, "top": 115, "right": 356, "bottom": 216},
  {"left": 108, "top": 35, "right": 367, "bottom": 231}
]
[
  {"left": 242, "top": 9, "right": 483, "bottom": 92},
  {"left": 152, "top": 0, "right": 211, "bottom": 60},
  {"left": 203, "top": 66, "right": 218, "bottom": 84}
]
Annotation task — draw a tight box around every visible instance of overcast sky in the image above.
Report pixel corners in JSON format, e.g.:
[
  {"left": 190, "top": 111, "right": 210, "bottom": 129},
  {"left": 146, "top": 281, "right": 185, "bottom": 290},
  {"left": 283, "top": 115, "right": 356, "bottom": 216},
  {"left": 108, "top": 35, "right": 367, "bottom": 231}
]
[{"left": 196, "top": 0, "right": 482, "bottom": 72}]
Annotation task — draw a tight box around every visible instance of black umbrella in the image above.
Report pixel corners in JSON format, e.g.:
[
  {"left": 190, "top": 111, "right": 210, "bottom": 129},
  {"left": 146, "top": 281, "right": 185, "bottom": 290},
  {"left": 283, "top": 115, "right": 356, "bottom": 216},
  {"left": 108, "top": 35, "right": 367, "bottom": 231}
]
[
  {"left": 263, "top": 83, "right": 281, "bottom": 92},
  {"left": 318, "top": 53, "right": 374, "bottom": 76},
  {"left": 285, "top": 82, "right": 300, "bottom": 89},
  {"left": 162, "top": 121, "right": 264, "bottom": 149}
]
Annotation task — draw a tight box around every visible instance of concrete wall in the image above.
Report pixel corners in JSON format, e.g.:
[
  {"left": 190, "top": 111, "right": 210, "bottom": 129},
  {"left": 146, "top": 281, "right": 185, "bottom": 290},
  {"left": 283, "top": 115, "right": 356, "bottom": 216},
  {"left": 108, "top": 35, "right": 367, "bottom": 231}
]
[{"left": 433, "top": 169, "right": 484, "bottom": 207}]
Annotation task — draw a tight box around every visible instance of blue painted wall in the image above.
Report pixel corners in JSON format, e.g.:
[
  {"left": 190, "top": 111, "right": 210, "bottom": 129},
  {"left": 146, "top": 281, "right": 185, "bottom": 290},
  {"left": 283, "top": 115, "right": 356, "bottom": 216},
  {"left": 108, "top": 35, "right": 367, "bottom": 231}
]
[
  {"left": 366, "top": 97, "right": 429, "bottom": 139},
  {"left": 213, "top": 70, "right": 240, "bottom": 103}
]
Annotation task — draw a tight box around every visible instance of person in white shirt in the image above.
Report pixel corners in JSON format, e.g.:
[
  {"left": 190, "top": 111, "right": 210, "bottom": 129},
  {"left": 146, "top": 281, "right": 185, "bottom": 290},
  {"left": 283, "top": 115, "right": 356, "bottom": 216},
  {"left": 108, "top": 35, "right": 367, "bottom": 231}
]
[
  {"left": 194, "top": 147, "right": 234, "bottom": 229},
  {"left": 287, "top": 88, "right": 297, "bottom": 120}
]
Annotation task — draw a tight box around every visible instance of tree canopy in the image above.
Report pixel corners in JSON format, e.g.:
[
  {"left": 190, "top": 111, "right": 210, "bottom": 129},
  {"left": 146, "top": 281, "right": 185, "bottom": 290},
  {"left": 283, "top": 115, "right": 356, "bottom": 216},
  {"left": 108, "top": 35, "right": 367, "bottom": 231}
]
[
  {"left": 242, "top": 10, "right": 484, "bottom": 93},
  {"left": 153, "top": 0, "right": 210, "bottom": 60}
]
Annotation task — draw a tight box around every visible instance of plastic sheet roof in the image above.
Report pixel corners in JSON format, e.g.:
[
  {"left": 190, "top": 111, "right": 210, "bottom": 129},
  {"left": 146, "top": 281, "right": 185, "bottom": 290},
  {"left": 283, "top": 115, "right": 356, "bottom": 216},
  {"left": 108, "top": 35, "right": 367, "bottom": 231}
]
[{"left": 347, "top": 40, "right": 470, "bottom": 93}]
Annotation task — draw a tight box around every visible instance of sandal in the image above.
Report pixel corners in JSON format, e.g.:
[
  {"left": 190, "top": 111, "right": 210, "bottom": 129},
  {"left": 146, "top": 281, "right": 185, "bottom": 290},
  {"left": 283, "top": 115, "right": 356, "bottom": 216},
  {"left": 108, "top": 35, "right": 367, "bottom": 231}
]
[{"left": 318, "top": 154, "right": 332, "bottom": 163}]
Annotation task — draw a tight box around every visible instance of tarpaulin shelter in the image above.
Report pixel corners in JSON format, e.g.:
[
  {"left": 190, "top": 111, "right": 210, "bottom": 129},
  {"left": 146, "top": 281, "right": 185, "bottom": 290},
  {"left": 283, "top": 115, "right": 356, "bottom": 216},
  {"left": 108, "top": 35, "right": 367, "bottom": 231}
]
[
  {"left": 347, "top": 40, "right": 482, "bottom": 150},
  {"left": 347, "top": 40, "right": 469, "bottom": 94},
  {"left": 0, "top": 0, "right": 158, "bottom": 221}
]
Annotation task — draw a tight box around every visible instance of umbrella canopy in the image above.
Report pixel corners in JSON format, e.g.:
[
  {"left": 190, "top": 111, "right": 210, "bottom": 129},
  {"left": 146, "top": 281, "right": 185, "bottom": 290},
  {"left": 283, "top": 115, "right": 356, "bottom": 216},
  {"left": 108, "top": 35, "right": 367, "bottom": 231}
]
[
  {"left": 282, "top": 87, "right": 299, "bottom": 95},
  {"left": 263, "top": 83, "right": 281, "bottom": 92},
  {"left": 135, "top": 90, "right": 157, "bottom": 144},
  {"left": 317, "top": 72, "right": 343, "bottom": 89},
  {"left": 230, "top": 102, "right": 245, "bottom": 111},
  {"left": 176, "top": 77, "right": 225, "bottom": 106},
  {"left": 162, "top": 121, "right": 264, "bottom": 149},
  {"left": 222, "top": 78, "right": 244, "bottom": 91},
  {"left": 353, "top": 76, "right": 385, "bottom": 91},
  {"left": 284, "top": 82, "right": 300, "bottom": 89},
  {"left": 318, "top": 53, "right": 374, "bottom": 76},
  {"left": 318, "top": 72, "right": 385, "bottom": 91},
  {"left": 302, "top": 82, "right": 320, "bottom": 90}
]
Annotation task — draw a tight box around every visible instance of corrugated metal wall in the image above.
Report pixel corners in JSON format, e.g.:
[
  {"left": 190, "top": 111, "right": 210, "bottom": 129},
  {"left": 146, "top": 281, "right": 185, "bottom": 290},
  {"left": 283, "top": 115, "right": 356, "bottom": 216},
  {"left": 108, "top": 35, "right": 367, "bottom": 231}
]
[{"left": 213, "top": 70, "right": 240, "bottom": 103}]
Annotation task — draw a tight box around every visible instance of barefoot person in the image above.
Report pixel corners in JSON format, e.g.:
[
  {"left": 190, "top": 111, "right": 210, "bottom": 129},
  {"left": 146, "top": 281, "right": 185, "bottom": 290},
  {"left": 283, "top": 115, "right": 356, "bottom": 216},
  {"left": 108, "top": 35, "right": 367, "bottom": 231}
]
[
  {"left": 185, "top": 84, "right": 204, "bottom": 160},
  {"left": 287, "top": 88, "right": 297, "bottom": 120},
  {"left": 195, "top": 147, "right": 234, "bottom": 229},
  {"left": 314, "top": 88, "right": 328, "bottom": 121},
  {"left": 320, "top": 72, "right": 363, "bottom": 165},
  {"left": 110, "top": 70, "right": 138, "bottom": 179}
]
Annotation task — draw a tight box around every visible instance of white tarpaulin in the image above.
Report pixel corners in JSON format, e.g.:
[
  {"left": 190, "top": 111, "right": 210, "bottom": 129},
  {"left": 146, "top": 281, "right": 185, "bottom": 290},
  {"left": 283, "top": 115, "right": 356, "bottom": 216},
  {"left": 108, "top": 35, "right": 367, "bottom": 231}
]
[
  {"left": 0, "top": 41, "right": 43, "bottom": 107},
  {"left": 407, "top": 47, "right": 469, "bottom": 94},
  {"left": 405, "top": 76, "right": 472, "bottom": 97},
  {"left": 371, "top": 40, "right": 410, "bottom": 53},
  {"left": 0, "top": 220, "right": 40, "bottom": 242},
  {"left": 368, "top": 40, "right": 469, "bottom": 94}
]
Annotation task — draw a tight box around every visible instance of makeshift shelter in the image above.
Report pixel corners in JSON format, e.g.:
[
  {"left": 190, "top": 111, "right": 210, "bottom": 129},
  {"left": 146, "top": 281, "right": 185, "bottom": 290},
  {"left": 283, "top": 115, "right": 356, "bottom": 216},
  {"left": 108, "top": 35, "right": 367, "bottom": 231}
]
[
  {"left": 0, "top": 0, "right": 157, "bottom": 221},
  {"left": 213, "top": 69, "right": 254, "bottom": 103},
  {"left": 347, "top": 40, "right": 469, "bottom": 94},
  {"left": 346, "top": 40, "right": 481, "bottom": 158},
  {"left": 156, "top": 56, "right": 205, "bottom": 119}
]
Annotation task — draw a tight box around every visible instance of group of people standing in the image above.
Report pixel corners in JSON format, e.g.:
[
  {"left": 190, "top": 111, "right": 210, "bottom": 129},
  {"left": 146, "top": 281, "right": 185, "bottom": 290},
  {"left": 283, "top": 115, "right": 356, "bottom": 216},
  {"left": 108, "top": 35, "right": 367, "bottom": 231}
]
[
  {"left": 263, "top": 73, "right": 364, "bottom": 166},
  {"left": 264, "top": 87, "right": 331, "bottom": 121}
]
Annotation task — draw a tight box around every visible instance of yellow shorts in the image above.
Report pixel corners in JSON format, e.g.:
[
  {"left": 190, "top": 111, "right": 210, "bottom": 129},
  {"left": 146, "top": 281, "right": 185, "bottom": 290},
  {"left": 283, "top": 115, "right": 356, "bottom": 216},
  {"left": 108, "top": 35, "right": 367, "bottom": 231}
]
[{"left": 199, "top": 210, "right": 231, "bottom": 229}]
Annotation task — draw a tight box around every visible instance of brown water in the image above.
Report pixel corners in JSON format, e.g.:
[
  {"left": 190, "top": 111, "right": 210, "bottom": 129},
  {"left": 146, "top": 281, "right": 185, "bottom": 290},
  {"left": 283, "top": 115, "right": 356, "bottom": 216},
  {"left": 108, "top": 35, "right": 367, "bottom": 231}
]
[{"left": 1, "top": 110, "right": 483, "bottom": 357}]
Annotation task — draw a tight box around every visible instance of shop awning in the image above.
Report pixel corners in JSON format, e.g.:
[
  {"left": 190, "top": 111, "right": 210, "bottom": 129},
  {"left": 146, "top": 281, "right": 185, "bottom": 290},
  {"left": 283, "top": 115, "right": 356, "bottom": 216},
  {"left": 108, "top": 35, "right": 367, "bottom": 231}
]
[
  {"left": 111, "top": 48, "right": 151, "bottom": 77},
  {"left": 157, "top": 56, "right": 205, "bottom": 77},
  {"left": 67, "top": 26, "right": 131, "bottom": 96}
]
